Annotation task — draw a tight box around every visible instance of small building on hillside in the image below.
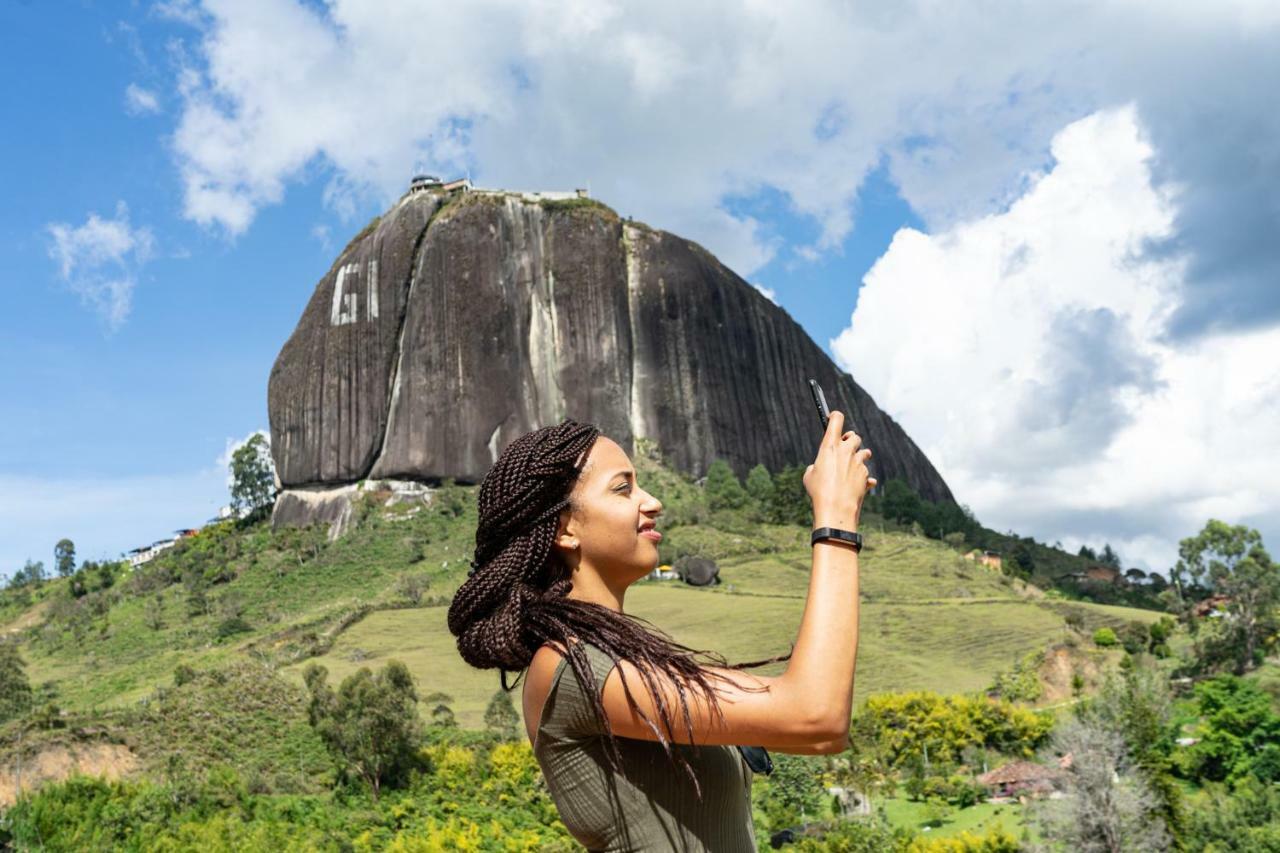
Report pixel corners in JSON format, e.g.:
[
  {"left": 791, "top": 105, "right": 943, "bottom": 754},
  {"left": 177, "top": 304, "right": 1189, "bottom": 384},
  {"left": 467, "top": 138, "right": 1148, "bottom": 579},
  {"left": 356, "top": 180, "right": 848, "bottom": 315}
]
[
  {"left": 964, "top": 549, "right": 1003, "bottom": 570},
  {"left": 647, "top": 565, "right": 678, "bottom": 582},
  {"left": 1192, "top": 594, "right": 1231, "bottom": 618},
  {"left": 1085, "top": 565, "right": 1121, "bottom": 584},
  {"left": 978, "top": 760, "right": 1061, "bottom": 799}
]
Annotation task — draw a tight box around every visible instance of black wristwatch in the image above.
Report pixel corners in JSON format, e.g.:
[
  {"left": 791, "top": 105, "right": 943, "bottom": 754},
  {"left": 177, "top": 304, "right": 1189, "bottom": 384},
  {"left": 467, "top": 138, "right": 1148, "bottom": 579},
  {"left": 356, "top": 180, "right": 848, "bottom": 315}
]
[{"left": 811, "top": 527, "right": 863, "bottom": 552}]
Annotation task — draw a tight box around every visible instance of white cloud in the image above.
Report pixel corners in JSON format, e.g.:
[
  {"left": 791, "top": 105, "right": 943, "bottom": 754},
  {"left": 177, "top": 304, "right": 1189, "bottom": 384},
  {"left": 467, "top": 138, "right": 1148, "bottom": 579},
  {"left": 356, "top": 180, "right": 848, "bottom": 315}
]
[
  {"left": 751, "top": 282, "right": 778, "bottom": 305},
  {"left": 311, "top": 223, "right": 332, "bottom": 251},
  {"left": 831, "top": 106, "right": 1280, "bottom": 573},
  {"left": 124, "top": 83, "right": 161, "bottom": 115},
  {"left": 46, "top": 202, "right": 155, "bottom": 331},
  {"left": 158, "top": 0, "right": 1280, "bottom": 332}
]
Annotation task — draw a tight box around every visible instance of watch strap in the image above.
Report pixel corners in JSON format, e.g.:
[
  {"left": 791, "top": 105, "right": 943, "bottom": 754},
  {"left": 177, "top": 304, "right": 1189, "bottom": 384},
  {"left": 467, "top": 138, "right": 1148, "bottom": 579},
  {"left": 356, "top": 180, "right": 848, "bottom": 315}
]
[{"left": 811, "top": 527, "right": 863, "bottom": 552}]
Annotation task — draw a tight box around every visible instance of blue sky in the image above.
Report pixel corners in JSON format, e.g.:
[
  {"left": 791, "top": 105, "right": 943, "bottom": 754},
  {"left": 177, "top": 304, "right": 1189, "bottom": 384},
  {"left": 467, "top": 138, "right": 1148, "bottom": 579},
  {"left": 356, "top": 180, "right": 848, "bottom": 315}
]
[{"left": 3, "top": 1, "right": 1278, "bottom": 578}]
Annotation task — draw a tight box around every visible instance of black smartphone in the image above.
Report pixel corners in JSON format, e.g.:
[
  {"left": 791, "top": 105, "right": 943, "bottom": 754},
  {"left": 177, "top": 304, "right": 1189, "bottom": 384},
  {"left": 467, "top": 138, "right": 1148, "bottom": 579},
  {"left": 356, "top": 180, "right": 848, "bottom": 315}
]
[{"left": 808, "top": 378, "right": 831, "bottom": 432}]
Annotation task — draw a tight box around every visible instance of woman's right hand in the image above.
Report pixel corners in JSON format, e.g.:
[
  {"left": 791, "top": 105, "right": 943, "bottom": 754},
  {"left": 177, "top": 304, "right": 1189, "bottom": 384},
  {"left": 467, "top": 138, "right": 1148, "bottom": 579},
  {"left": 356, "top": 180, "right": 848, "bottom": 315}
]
[{"left": 803, "top": 410, "right": 876, "bottom": 530}]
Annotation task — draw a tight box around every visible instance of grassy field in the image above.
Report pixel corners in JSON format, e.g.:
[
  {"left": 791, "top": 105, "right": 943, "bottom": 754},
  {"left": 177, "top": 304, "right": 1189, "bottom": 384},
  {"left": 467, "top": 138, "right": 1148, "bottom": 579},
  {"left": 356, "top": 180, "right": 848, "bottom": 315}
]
[
  {"left": 880, "top": 796, "right": 1035, "bottom": 841},
  {"left": 5, "top": 455, "right": 1164, "bottom": 732},
  {"left": 281, "top": 527, "right": 1160, "bottom": 727}
]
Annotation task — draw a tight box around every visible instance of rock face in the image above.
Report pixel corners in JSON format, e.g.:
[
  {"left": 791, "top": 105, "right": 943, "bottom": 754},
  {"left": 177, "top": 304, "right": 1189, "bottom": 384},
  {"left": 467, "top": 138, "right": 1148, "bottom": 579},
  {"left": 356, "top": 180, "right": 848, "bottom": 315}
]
[{"left": 269, "top": 189, "right": 955, "bottom": 527}]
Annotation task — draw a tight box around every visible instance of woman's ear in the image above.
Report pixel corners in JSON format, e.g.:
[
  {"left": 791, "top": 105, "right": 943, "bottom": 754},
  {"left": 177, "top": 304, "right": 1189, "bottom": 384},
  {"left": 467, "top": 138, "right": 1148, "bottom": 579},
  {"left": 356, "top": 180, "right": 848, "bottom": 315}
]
[{"left": 554, "top": 506, "right": 580, "bottom": 553}]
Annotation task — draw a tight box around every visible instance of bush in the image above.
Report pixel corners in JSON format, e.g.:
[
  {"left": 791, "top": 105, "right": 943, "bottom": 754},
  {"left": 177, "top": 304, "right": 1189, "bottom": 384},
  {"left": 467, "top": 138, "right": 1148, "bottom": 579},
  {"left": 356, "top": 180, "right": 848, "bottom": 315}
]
[
  {"left": 1093, "top": 627, "right": 1119, "bottom": 647},
  {"left": 214, "top": 617, "right": 252, "bottom": 640}
]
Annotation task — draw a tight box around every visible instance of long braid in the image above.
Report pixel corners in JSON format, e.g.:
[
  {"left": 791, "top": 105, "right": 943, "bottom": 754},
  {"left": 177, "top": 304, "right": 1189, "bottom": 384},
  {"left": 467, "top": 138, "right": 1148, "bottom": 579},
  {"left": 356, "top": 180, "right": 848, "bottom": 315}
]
[{"left": 446, "top": 418, "right": 792, "bottom": 799}]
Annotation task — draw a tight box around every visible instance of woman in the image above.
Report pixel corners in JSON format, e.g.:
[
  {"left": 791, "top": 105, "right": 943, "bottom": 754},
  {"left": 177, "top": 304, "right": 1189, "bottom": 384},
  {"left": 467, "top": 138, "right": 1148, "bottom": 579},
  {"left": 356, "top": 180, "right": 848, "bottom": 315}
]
[{"left": 447, "top": 410, "right": 873, "bottom": 851}]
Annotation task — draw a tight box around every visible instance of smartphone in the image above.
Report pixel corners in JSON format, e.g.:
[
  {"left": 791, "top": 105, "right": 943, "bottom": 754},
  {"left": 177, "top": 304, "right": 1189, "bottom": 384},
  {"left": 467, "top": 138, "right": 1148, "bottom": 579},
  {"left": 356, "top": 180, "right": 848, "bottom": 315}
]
[{"left": 808, "top": 378, "right": 831, "bottom": 432}]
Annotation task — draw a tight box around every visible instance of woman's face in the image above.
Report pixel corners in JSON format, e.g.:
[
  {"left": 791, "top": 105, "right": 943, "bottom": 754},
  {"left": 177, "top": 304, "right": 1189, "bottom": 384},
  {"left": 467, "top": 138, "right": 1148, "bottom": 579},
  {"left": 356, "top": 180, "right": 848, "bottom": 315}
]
[{"left": 555, "top": 436, "right": 664, "bottom": 583}]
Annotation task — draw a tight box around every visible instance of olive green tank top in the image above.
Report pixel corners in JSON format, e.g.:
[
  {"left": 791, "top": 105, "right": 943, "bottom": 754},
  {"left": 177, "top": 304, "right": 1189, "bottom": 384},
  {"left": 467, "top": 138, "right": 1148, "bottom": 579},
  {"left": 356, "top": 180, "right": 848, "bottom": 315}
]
[{"left": 531, "top": 641, "right": 757, "bottom": 852}]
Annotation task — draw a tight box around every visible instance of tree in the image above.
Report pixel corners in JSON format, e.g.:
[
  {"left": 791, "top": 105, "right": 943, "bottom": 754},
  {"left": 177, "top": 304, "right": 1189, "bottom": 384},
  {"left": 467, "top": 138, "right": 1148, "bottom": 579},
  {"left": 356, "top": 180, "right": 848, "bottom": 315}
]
[
  {"left": 10, "top": 559, "right": 46, "bottom": 589},
  {"left": 1078, "top": 545, "right": 1099, "bottom": 561},
  {"left": 1100, "top": 543, "right": 1123, "bottom": 569},
  {"left": 760, "top": 753, "right": 826, "bottom": 831},
  {"left": 1032, "top": 717, "right": 1171, "bottom": 852},
  {"left": 229, "top": 432, "right": 277, "bottom": 523},
  {"left": 1173, "top": 520, "right": 1277, "bottom": 673},
  {"left": 704, "top": 459, "right": 748, "bottom": 511},
  {"left": 302, "top": 660, "right": 423, "bottom": 799},
  {"left": 766, "top": 465, "right": 811, "bottom": 526},
  {"left": 0, "top": 641, "right": 34, "bottom": 723},
  {"left": 425, "top": 691, "right": 458, "bottom": 728},
  {"left": 94, "top": 561, "right": 115, "bottom": 591},
  {"left": 745, "top": 463, "right": 775, "bottom": 522},
  {"left": 484, "top": 689, "right": 521, "bottom": 740},
  {"left": 881, "top": 479, "right": 923, "bottom": 526},
  {"left": 53, "top": 539, "right": 76, "bottom": 578}
]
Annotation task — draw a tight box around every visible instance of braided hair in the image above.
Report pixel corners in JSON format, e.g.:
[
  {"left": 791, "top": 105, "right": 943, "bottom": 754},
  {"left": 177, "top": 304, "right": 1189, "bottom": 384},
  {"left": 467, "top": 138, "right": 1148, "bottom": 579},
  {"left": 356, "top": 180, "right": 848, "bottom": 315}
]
[{"left": 447, "top": 417, "right": 791, "bottom": 798}]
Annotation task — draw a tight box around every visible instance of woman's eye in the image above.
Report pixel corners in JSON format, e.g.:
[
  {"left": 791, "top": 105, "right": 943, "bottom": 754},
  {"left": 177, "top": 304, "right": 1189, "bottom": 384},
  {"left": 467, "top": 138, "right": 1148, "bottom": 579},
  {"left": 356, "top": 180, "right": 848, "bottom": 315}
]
[{"left": 615, "top": 484, "right": 631, "bottom": 493}]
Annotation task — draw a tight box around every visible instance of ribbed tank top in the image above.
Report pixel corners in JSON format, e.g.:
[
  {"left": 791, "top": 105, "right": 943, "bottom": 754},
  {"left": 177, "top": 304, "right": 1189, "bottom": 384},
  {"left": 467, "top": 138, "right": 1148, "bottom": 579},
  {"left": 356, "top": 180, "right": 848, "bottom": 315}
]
[{"left": 531, "top": 641, "right": 757, "bottom": 852}]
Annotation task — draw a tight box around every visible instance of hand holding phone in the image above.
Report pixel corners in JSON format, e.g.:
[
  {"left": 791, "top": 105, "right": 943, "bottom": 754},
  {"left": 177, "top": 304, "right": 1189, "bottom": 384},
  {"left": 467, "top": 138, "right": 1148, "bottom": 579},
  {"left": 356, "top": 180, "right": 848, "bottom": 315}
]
[{"left": 804, "top": 379, "right": 877, "bottom": 523}]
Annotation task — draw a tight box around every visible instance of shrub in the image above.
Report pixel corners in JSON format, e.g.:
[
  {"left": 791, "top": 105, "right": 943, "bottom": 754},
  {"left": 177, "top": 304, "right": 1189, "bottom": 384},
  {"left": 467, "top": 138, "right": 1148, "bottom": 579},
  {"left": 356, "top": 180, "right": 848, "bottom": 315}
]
[
  {"left": 1093, "top": 627, "right": 1119, "bottom": 647},
  {"left": 214, "top": 617, "right": 252, "bottom": 640}
]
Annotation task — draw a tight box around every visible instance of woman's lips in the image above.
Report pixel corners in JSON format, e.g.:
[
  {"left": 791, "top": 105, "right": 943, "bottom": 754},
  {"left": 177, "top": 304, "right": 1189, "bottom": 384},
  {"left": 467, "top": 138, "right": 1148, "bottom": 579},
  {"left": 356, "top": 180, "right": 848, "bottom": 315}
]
[{"left": 640, "top": 529, "right": 662, "bottom": 542}]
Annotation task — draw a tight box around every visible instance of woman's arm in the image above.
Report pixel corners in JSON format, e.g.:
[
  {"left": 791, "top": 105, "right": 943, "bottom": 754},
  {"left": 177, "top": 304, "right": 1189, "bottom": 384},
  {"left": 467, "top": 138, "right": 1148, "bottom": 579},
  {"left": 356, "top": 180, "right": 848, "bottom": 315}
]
[{"left": 576, "top": 411, "right": 867, "bottom": 751}]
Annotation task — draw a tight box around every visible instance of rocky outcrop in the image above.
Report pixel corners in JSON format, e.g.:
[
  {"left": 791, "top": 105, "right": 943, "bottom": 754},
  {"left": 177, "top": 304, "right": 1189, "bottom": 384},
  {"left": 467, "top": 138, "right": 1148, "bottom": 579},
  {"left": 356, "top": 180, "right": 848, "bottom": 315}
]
[{"left": 268, "top": 190, "right": 955, "bottom": 528}]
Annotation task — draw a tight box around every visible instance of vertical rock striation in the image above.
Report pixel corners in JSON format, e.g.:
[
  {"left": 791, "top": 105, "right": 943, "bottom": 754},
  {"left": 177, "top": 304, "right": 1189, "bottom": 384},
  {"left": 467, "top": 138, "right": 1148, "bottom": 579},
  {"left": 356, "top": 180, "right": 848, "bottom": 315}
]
[{"left": 268, "top": 190, "right": 955, "bottom": 529}]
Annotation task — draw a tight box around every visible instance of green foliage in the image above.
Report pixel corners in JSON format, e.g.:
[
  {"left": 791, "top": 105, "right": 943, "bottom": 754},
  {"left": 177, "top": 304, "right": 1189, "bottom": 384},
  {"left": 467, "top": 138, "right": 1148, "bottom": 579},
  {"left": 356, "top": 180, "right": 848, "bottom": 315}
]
[
  {"left": 229, "top": 432, "right": 277, "bottom": 524},
  {"left": 0, "top": 640, "right": 34, "bottom": 722},
  {"left": 705, "top": 458, "right": 749, "bottom": 510},
  {"left": 215, "top": 616, "right": 253, "bottom": 640},
  {"left": 760, "top": 753, "right": 827, "bottom": 831},
  {"left": 767, "top": 464, "right": 811, "bottom": 525},
  {"left": 425, "top": 691, "right": 458, "bottom": 728},
  {"left": 130, "top": 662, "right": 334, "bottom": 794},
  {"left": 745, "top": 463, "right": 775, "bottom": 516},
  {"left": 54, "top": 538, "right": 76, "bottom": 577},
  {"left": 1174, "top": 519, "right": 1277, "bottom": 673},
  {"left": 788, "top": 814, "right": 910, "bottom": 851},
  {"left": 3, "top": 746, "right": 576, "bottom": 852},
  {"left": 303, "top": 659, "right": 423, "bottom": 799},
  {"left": 7, "top": 558, "right": 46, "bottom": 589},
  {"left": 1186, "top": 776, "right": 1280, "bottom": 851},
  {"left": 1178, "top": 675, "right": 1280, "bottom": 785},
  {"left": 987, "top": 650, "right": 1044, "bottom": 703},
  {"left": 483, "top": 689, "right": 520, "bottom": 740},
  {"left": 1118, "top": 620, "right": 1150, "bottom": 654},
  {"left": 866, "top": 479, "right": 980, "bottom": 544},
  {"left": 1077, "top": 662, "right": 1186, "bottom": 846},
  {"left": 851, "top": 691, "right": 1053, "bottom": 772},
  {"left": 1092, "top": 626, "right": 1119, "bottom": 647}
]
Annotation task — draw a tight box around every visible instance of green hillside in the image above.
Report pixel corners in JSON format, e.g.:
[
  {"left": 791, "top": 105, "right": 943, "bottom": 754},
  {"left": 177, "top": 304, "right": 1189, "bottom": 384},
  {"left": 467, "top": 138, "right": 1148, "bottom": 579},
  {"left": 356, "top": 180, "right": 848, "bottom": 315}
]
[{"left": 1, "top": 445, "right": 1161, "bottom": 732}]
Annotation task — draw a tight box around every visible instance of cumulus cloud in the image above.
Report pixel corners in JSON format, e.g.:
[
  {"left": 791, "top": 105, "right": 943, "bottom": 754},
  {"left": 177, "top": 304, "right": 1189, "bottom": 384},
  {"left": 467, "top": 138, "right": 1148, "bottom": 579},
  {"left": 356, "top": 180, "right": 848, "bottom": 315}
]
[
  {"left": 124, "top": 83, "right": 161, "bottom": 115},
  {"left": 46, "top": 202, "right": 155, "bottom": 331},
  {"left": 159, "top": 0, "right": 1280, "bottom": 338},
  {"left": 831, "top": 106, "right": 1280, "bottom": 573}
]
